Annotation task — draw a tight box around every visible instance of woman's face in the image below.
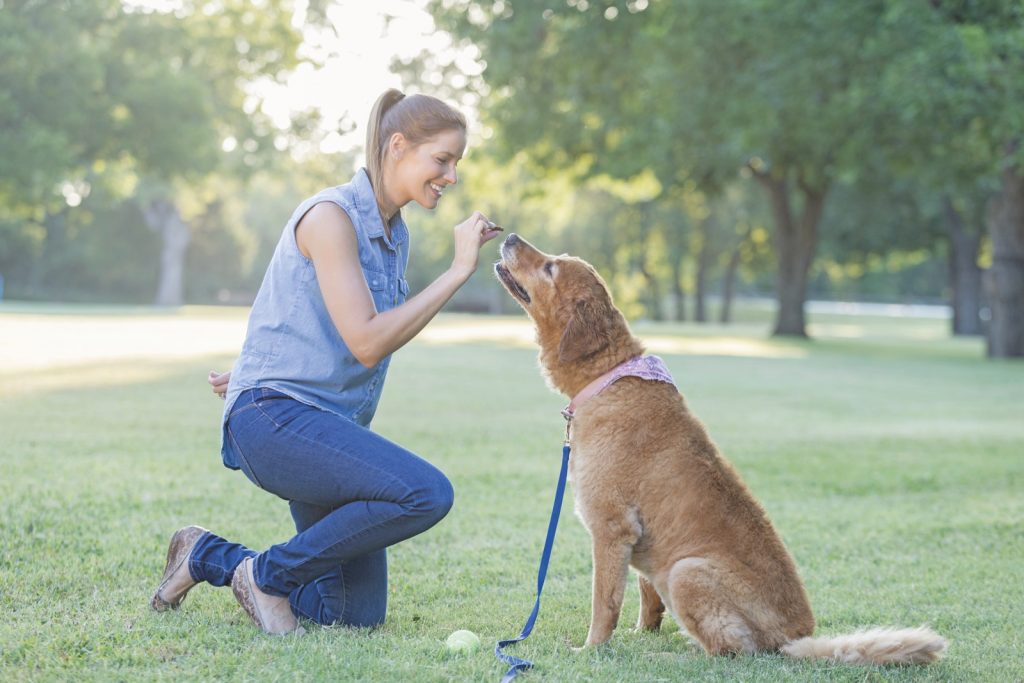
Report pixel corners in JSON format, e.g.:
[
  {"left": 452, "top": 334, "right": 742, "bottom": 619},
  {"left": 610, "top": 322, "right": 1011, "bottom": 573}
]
[{"left": 388, "top": 128, "right": 467, "bottom": 211}]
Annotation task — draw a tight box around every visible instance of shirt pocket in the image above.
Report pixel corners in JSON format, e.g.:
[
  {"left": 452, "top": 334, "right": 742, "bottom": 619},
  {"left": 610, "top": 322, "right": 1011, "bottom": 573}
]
[
  {"left": 363, "top": 268, "right": 387, "bottom": 292},
  {"left": 363, "top": 268, "right": 388, "bottom": 311}
]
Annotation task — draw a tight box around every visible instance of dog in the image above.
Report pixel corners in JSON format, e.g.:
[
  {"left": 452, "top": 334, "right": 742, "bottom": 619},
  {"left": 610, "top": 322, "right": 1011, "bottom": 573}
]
[{"left": 494, "top": 233, "right": 947, "bottom": 665}]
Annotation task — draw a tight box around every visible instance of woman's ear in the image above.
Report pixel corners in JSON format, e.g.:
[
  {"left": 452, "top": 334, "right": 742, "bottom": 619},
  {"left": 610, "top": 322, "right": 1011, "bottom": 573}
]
[{"left": 388, "top": 132, "right": 407, "bottom": 160}]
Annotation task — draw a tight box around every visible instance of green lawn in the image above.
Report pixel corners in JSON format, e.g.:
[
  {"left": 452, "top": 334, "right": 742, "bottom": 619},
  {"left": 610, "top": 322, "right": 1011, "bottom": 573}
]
[{"left": 1, "top": 304, "right": 1021, "bottom": 682}]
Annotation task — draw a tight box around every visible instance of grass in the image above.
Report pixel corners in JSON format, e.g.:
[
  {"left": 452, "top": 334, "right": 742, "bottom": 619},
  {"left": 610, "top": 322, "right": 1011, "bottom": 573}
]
[{"left": 0, "top": 302, "right": 1022, "bottom": 682}]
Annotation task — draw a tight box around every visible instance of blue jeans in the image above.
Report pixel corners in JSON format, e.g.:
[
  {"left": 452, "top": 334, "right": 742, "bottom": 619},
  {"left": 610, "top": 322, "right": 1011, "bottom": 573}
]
[{"left": 188, "top": 388, "right": 454, "bottom": 627}]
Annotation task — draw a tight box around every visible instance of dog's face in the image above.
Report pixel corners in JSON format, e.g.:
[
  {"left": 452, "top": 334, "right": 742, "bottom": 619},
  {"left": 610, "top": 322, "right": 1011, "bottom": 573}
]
[{"left": 494, "top": 233, "right": 626, "bottom": 371}]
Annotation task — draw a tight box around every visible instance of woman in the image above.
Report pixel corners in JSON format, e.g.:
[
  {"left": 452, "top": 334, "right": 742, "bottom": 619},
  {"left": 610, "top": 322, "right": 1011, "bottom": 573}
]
[{"left": 150, "top": 89, "right": 502, "bottom": 634}]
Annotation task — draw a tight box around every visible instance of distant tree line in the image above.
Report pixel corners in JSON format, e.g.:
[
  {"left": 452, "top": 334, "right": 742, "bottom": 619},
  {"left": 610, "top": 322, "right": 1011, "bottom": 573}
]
[
  {"left": 417, "top": 0, "right": 1024, "bottom": 357},
  {"left": 1, "top": 1, "right": 1021, "bottom": 359}
]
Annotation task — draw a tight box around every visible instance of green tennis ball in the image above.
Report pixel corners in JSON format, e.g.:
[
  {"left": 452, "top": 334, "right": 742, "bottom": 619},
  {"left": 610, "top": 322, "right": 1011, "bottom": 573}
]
[{"left": 445, "top": 629, "right": 481, "bottom": 654}]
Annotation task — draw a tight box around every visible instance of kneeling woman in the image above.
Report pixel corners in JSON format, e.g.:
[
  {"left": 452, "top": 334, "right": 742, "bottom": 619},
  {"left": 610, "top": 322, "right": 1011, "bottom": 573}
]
[{"left": 150, "top": 89, "right": 502, "bottom": 633}]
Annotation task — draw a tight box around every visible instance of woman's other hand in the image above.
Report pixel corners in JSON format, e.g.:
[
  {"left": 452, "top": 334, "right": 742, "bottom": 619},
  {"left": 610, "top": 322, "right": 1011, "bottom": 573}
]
[{"left": 208, "top": 370, "right": 230, "bottom": 399}]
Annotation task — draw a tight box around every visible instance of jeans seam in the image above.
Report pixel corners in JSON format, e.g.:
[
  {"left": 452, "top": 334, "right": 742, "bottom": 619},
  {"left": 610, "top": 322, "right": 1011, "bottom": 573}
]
[
  {"left": 228, "top": 401, "right": 260, "bottom": 419},
  {"left": 226, "top": 424, "right": 266, "bottom": 490},
  {"left": 336, "top": 566, "right": 348, "bottom": 625}
]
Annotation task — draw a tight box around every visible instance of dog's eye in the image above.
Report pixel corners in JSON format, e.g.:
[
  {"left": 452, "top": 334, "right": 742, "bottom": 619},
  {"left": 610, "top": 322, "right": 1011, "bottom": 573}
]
[{"left": 544, "top": 261, "right": 554, "bottom": 276}]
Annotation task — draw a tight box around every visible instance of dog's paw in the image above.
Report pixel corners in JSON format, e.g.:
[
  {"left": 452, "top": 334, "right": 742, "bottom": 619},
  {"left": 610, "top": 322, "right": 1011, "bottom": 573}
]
[{"left": 634, "top": 624, "right": 661, "bottom": 633}]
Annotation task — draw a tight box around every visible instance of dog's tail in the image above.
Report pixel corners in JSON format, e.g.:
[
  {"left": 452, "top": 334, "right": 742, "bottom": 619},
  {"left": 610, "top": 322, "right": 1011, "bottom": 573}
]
[{"left": 780, "top": 626, "right": 947, "bottom": 665}]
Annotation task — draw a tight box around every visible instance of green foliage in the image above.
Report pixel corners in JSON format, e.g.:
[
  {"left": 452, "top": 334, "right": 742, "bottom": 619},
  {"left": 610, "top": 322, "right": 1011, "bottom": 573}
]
[
  {"left": 0, "top": 0, "right": 317, "bottom": 302},
  {"left": 421, "top": 0, "right": 1024, "bottom": 331},
  {"left": 2, "top": 0, "right": 1020, "bottom": 315}
]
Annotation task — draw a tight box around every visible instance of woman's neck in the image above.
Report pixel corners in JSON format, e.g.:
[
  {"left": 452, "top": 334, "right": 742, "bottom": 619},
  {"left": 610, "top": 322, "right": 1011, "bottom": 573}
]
[
  {"left": 377, "top": 198, "right": 398, "bottom": 222},
  {"left": 376, "top": 172, "right": 404, "bottom": 225}
]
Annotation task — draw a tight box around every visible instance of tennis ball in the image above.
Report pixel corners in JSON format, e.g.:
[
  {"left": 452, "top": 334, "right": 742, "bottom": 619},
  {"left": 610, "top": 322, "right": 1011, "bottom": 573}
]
[{"left": 445, "top": 629, "right": 481, "bottom": 654}]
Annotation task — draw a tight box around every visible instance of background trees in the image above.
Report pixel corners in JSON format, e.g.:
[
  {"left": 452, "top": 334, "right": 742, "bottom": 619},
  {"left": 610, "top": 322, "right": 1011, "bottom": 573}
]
[
  {"left": 421, "top": 0, "right": 1022, "bottom": 355},
  {"left": 1, "top": 1, "right": 1020, "bottom": 357},
  {"left": 0, "top": 0, "right": 318, "bottom": 304}
]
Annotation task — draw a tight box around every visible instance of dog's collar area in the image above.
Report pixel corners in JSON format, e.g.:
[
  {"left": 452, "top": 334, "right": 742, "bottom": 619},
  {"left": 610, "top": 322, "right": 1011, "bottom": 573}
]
[{"left": 562, "top": 355, "right": 676, "bottom": 424}]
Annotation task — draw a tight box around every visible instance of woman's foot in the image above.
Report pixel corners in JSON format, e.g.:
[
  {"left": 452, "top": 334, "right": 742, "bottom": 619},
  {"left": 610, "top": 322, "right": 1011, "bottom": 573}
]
[
  {"left": 151, "top": 525, "right": 209, "bottom": 611},
  {"left": 231, "top": 557, "right": 304, "bottom": 635}
]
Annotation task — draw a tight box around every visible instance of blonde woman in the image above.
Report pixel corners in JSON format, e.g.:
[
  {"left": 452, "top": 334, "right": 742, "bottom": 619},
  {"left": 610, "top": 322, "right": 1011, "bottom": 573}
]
[{"left": 151, "top": 90, "right": 501, "bottom": 634}]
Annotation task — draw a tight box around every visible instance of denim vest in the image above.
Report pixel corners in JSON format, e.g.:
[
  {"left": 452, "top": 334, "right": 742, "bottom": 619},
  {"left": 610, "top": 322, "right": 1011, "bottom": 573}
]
[{"left": 221, "top": 168, "right": 410, "bottom": 469}]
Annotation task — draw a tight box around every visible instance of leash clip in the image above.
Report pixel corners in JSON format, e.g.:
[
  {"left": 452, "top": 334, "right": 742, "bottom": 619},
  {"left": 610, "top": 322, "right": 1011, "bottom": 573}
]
[{"left": 560, "top": 411, "right": 573, "bottom": 445}]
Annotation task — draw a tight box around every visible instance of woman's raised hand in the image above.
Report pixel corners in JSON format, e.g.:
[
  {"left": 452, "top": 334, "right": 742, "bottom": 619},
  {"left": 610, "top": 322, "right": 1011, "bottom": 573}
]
[{"left": 450, "top": 211, "right": 503, "bottom": 279}]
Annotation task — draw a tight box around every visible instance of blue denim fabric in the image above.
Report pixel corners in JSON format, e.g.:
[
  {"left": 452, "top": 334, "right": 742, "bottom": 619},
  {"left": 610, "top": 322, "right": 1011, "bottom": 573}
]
[
  {"left": 190, "top": 388, "right": 454, "bottom": 627},
  {"left": 221, "top": 168, "right": 410, "bottom": 470}
]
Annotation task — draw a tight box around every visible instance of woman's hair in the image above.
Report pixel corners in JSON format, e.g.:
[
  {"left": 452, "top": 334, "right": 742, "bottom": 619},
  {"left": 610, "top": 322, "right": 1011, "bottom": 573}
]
[{"left": 365, "top": 89, "right": 467, "bottom": 215}]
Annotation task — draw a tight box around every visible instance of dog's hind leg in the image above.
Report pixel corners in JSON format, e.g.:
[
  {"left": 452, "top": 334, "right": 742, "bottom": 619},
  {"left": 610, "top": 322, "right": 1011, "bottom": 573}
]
[
  {"left": 666, "top": 557, "right": 761, "bottom": 656},
  {"left": 635, "top": 574, "right": 665, "bottom": 631}
]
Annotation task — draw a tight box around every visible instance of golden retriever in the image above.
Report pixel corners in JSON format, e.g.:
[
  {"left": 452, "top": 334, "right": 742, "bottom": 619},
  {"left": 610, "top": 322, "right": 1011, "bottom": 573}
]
[{"left": 494, "top": 233, "right": 946, "bottom": 665}]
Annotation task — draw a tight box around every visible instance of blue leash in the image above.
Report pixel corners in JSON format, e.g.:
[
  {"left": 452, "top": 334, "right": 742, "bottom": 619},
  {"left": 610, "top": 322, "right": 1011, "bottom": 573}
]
[{"left": 494, "top": 443, "right": 571, "bottom": 682}]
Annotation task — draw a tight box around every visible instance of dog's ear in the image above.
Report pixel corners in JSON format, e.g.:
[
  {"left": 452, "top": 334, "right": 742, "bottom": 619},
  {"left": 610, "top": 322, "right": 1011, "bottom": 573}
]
[{"left": 558, "top": 298, "right": 612, "bottom": 364}]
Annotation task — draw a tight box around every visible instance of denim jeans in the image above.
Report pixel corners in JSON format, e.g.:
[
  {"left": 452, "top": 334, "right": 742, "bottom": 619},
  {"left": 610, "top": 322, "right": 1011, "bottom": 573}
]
[{"left": 188, "top": 388, "right": 454, "bottom": 627}]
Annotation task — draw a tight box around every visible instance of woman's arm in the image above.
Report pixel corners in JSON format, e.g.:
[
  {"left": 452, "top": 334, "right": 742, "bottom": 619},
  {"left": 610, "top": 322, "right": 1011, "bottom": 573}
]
[{"left": 296, "top": 202, "right": 499, "bottom": 368}]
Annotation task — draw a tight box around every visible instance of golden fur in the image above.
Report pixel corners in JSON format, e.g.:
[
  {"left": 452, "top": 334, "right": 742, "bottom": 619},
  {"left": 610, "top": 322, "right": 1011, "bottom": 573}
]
[{"left": 494, "top": 234, "right": 947, "bottom": 665}]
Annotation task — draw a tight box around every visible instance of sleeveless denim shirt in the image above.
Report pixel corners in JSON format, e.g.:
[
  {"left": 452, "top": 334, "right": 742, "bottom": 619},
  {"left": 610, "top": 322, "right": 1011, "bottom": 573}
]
[{"left": 220, "top": 168, "right": 410, "bottom": 469}]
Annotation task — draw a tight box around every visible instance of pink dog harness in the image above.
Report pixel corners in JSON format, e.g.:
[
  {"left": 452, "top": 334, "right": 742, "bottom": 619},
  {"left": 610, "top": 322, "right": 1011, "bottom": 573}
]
[{"left": 561, "top": 355, "right": 676, "bottom": 421}]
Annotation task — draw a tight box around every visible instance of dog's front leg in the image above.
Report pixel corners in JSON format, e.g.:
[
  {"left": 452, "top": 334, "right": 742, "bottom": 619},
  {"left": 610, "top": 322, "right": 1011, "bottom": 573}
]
[{"left": 583, "top": 538, "right": 632, "bottom": 646}]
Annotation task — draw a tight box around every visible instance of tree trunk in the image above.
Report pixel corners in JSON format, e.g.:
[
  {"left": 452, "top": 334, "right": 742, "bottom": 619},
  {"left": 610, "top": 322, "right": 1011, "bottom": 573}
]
[
  {"left": 672, "top": 258, "right": 686, "bottom": 321},
  {"left": 28, "top": 209, "right": 69, "bottom": 296},
  {"left": 694, "top": 216, "right": 714, "bottom": 323},
  {"left": 755, "top": 171, "right": 826, "bottom": 338},
  {"left": 143, "top": 198, "right": 190, "bottom": 307},
  {"left": 943, "top": 196, "right": 983, "bottom": 336},
  {"left": 639, "top": 264, "right": 664, "bottom": 321},
  {"left": 985, "top": 154, "right": 1024, "bottom": 358},
  {"left": 720, "top": 224, "right": 753, "bottom": 324}
]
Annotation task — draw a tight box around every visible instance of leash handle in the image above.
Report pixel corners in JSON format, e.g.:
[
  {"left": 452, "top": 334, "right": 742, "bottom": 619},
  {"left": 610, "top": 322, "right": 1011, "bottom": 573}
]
[{"left": 495, "top": 443, "right": 571, "bottom": 682}]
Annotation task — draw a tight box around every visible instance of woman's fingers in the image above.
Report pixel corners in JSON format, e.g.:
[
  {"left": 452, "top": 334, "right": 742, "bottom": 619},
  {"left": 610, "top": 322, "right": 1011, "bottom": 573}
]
[
  {"left": 451, "top": 213, "right": 505, "bottom": 273},
  {"left": 208, "top": 370, "right": 230, "bottom": 398},
  {"left": 471, "top": 215, "right": 503, "bottom": 242}
]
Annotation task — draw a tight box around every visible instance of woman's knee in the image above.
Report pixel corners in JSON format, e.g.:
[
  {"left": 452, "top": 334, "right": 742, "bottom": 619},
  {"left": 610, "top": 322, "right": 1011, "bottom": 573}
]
[
  {"left": 409, "top": 468, "right": 454, "bottom": 524},
  {"left": 292, "top": 568, "right": 387, "bottom": 628},
  {"left": 342, "top": 599, "right": 387, "bottom": 629},
  {"left": 306, "top": 599, "right": 386, "bottom": 629},
  {"left": 314, "top": 597, "right": 386, "bottom": 629}
]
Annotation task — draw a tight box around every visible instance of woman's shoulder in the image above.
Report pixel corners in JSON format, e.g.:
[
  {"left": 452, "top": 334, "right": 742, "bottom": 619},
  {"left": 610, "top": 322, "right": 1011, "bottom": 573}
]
[
  {"left": 302, "top": 199, "right": 353, "bottom": 224},
  {"left": 300, "top": 171, "right": 375, "bottom": 228}
]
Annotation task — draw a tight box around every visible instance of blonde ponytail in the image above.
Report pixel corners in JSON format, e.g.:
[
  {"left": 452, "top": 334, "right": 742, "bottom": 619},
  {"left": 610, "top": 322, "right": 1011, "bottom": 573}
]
[
  {"left": 364, "top": 88, "right": 467, "bottom": 219},
  {"left": 365, "top": 88, "right": 407, "bottom": 216}
]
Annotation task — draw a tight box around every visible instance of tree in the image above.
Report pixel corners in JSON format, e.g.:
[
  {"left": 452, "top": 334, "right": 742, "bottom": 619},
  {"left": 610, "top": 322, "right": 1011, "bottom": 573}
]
[
  {"left": 948, "top": 5, "right": 1024, "bottom": 358},
  {"left": 426, "top": 0, "right": 937, "bottom": 337},
  {"left": 0, "top": 0, "right": 312, "bottom": 305},
  {"left": 854, "top": 1, "right": 1024, "bottom": 352}
]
